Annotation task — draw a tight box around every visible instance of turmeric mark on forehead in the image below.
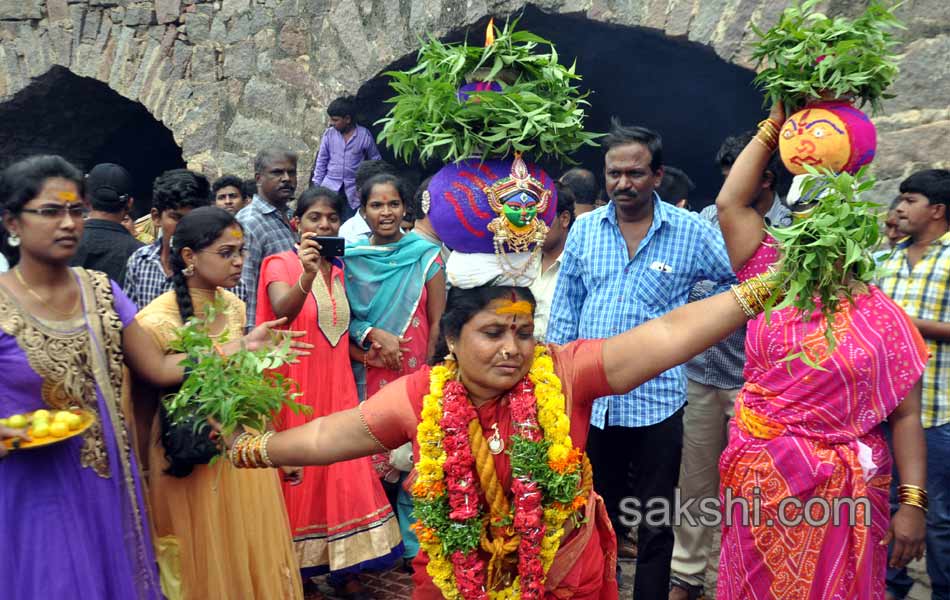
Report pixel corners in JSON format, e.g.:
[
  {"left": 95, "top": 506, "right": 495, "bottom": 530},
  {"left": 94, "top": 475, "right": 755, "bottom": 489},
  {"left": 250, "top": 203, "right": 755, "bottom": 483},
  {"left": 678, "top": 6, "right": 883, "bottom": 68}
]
[
  {"left": 56, "top": 191, "right": 79, "bottom": 203},
  {"left": 495, "top": 300, "right": 532, "bottom": 317}
]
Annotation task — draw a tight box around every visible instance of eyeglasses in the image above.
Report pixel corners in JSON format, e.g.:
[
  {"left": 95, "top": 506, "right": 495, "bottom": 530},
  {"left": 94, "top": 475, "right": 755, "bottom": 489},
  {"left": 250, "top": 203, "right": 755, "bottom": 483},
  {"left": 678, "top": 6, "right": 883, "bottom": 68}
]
[
  {"left": 201, "top": 247, "right": 249, "bottom": 261},
  {"left": 20, "top": 205, "right": 89, "bottom": 219}
]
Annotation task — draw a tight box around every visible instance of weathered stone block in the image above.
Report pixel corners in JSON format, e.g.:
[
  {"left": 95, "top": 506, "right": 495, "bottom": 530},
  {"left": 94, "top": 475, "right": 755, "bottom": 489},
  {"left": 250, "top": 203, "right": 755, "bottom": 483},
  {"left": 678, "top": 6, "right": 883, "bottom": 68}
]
[
  {"left": 223, "top": 40, "right": 256, "bottom": 78},
  {"left": 873, "top": 120, "right": 950, "bottom": 180},
  {"left": 665, "top": 0, "right": 696, "bottom": 38},
  {"left": 885, "top": 35, "right": 950, "bottom": 114},
  {"left": 278, "top": 22, "right": 310, "bottom": 56},
  {"left": 155, "top": 0, "right": 180, "bottom": 24},
  {"left": 242, "top": 75, "right": 289, "bottom": 117},
  {"left": 46, "top": 0, "right": 69, "bottom": 22},
  {"left": 225, "top": 112, "right": 308, "bottom": 155},
  {"left": 124, "top": 3, "right": 155, "bottom": 26},
  {"left": 0, "top": 1, "right": 44, "bottom": 20},
  {"left": 180, "top": 9, "right": 210, "bottom": 42}
]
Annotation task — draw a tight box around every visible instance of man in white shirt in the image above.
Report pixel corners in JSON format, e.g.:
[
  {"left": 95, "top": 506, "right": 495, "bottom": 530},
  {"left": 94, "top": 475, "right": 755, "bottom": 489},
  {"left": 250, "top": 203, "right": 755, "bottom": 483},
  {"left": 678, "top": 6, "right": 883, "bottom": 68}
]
[{"left": 529, "top": 181, "right": 575, "bottom": 342}]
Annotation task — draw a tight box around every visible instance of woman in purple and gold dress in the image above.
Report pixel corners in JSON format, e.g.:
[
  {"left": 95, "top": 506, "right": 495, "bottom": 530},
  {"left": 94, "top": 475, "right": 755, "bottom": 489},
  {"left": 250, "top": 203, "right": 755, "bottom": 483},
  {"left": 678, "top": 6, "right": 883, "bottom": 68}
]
[{"left": 0, "top": 155, "right": 290, "bottom": 599}]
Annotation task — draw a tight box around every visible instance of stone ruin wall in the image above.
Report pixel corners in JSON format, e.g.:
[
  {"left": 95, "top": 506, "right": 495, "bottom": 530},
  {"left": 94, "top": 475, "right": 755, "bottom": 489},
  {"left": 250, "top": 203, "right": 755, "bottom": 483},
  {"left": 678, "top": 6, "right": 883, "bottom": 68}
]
[{"left": 0, "top": 0, "right": 948, "bottom": 199}]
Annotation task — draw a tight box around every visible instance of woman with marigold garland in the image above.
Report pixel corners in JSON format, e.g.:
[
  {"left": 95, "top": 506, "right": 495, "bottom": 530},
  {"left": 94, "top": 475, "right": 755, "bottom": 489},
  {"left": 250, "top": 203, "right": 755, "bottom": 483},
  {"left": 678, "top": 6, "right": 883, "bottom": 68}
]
[{"left": 219, "top": 276, "right": 781, "bottom": 600}]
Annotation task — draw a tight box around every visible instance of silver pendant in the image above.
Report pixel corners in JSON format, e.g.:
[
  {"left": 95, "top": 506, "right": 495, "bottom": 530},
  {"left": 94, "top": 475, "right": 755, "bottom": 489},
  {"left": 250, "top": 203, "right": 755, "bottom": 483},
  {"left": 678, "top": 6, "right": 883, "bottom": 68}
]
[{"left": 488, "top": 423, "right": 505, "bottom": 455}]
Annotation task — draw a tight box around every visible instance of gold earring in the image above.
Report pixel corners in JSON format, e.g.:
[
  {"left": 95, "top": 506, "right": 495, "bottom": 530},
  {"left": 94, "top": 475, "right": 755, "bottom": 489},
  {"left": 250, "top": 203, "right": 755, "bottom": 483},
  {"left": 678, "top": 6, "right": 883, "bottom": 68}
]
[{"left": 183, "top": 264, "right": 195, "bottom": 277}]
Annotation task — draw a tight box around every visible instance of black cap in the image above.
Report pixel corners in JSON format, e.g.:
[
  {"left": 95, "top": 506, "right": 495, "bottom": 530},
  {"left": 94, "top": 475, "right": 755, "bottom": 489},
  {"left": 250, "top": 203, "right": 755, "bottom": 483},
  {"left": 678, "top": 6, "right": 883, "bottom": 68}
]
[{"left": 86, "top": 163, "right": 133, "bottom": 207}]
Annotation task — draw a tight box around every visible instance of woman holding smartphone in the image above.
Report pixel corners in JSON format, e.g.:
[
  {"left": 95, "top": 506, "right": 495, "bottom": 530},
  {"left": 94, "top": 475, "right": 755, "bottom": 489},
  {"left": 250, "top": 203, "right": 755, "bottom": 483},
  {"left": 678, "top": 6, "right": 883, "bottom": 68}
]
[{"left": 256, "top": 186, "right": 403, "bottom": 596}]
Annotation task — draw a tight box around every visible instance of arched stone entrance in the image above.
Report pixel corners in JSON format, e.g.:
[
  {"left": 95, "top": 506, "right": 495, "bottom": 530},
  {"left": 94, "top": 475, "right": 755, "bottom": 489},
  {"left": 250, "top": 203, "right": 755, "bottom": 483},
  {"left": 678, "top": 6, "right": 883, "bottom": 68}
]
[
  {"left": 0, "top": 1, "right": 946, "bottom": 199},
  {"left": 356, "top": 6, "right": 765, "bottom": 208},
  {"left": 0, "top": 66, "right": 185, "bottom": 216}
]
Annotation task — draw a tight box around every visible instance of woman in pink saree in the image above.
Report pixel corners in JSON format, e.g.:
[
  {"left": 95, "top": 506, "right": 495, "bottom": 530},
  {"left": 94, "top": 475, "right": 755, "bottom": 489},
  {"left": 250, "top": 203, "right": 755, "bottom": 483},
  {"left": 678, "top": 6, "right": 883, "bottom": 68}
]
[{"left": 714, "top": 103, "right": 929, "bottom": 599}]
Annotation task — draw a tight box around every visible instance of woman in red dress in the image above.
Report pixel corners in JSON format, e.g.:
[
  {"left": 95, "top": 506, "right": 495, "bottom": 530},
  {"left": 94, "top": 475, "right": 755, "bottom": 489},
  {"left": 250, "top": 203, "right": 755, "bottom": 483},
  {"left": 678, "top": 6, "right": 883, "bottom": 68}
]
[{"left": 256, "top": 186, "right": 403, "bottom": 594}]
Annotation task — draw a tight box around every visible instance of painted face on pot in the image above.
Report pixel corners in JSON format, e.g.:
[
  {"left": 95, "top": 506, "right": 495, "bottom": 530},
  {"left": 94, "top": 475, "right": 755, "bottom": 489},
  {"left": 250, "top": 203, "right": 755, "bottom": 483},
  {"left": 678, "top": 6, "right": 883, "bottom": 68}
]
[
  {"left": 501, "top": 190, "right": 539, "bottom": 229},
  {"left": 779, "top": 107, "right": 851, "bottom": 175}
]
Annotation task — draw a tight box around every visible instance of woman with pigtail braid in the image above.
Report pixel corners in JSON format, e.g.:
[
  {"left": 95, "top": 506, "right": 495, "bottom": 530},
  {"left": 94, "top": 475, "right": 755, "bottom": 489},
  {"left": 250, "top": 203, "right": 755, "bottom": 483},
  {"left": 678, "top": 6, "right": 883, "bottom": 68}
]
[{"left": 132, "top": 202, "right": 304, "bottom": 599}]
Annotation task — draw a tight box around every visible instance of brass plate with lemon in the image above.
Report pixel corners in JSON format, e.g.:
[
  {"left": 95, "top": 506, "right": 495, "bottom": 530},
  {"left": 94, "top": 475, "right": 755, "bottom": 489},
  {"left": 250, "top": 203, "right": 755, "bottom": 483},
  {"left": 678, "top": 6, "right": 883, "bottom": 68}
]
[{"left": 1, "top": 408, "right": 95, "bottom": 451}]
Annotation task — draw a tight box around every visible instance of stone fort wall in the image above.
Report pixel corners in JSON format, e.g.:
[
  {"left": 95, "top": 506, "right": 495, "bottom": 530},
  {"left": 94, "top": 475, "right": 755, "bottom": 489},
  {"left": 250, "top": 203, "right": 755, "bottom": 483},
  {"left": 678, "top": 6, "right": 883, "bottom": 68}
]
[{"left": 0, "top": 0, "right": 948, "bottom": 198}]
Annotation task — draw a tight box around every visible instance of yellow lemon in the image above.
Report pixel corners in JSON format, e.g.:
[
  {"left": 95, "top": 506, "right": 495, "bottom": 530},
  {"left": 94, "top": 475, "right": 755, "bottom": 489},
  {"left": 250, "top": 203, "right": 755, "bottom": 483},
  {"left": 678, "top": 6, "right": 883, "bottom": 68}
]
[
  {"left": 31, "top": 422, "right": 50, "bottom": 438},
  {"left": 32, "top": 409, "right": 51, "bottom": 422},
  {"left": 54, "top": 411, "right": 72, "bottom": 423},
  {"left": 66, "top": 413, "right": 82, "bottom": 430},
  {"left": 7, "top": 414, "right": 27, "bottom": 429},
  {"left": 50, "top": 421, "right": 69, "bottom": 438},
  {"left": 0, "top": 418, "right": 7, "bottom": 428}
]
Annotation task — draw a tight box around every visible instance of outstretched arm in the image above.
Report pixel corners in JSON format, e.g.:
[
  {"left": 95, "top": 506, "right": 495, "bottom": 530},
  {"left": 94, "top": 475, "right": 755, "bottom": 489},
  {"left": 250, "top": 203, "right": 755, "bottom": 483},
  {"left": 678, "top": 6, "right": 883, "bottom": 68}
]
[
  {"left": 602, "top": 288, "right": 750, "bottom": 395},
  {"left": 717, "top": 103, "right": 785, "bottom": 271},
  {"left": 262, "top": 407, "right": 381, "bottom": 466}
]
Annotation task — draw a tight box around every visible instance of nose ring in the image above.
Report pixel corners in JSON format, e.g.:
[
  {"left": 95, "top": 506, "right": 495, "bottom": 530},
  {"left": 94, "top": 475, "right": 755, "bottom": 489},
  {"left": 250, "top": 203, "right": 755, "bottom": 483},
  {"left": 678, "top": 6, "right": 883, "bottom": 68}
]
[{"left": 501, "top": 350, "right": 510, "bottom": 360}]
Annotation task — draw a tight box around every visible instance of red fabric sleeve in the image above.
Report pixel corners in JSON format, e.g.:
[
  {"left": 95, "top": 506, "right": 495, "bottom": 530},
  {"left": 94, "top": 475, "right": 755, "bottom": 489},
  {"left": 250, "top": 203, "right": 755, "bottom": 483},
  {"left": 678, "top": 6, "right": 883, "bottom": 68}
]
[
  {"left": 256, "top": 252, "right": 300, "bottom": 326},
  {"left": 549, "top": 339, "right": 610, "bottom": 450}
]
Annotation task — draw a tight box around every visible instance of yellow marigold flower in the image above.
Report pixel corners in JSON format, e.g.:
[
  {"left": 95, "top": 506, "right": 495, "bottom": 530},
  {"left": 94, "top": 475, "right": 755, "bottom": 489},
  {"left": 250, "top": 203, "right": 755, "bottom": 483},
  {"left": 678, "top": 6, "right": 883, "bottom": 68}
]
[
  {"left": 417, "top": 420, "right": 441, "bottom": 442},
  {"left": 421, "top": 403, "right": 441, "bottom": 423},
  {"left": 417, "top": 460, "right": 443, "bottom": 482},
  {"left": 547, "top": 442, "right": 570, "bottom": 463}
]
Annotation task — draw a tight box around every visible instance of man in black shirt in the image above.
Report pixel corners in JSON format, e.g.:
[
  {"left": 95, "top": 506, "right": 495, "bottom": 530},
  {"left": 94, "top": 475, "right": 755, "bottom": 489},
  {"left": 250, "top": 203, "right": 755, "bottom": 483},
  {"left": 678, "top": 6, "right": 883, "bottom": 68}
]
[{"left": 71, "top": 163, "right": 143, "bottom": 285}]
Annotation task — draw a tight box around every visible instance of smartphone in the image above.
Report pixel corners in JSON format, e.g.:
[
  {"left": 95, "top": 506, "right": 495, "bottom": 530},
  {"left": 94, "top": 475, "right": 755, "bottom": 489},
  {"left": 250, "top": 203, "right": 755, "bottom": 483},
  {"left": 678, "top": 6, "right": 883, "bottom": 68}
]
[{"left": 311, "top": 235, "right": 345, "bottom": 257}]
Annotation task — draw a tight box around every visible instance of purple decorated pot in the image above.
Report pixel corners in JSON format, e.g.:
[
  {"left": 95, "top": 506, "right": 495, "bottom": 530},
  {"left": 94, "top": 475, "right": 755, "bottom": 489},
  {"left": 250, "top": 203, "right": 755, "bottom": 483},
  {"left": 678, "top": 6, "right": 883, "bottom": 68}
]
[{"left": 426, "top": 157, "right": 557, "bottom": 253}]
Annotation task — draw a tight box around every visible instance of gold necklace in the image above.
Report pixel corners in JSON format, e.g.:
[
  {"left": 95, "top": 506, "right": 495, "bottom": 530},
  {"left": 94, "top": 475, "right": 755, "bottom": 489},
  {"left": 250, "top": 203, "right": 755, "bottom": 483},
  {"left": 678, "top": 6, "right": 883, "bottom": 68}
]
[{"left": 14, "top": 267, "right": 81, "bottom": 318}]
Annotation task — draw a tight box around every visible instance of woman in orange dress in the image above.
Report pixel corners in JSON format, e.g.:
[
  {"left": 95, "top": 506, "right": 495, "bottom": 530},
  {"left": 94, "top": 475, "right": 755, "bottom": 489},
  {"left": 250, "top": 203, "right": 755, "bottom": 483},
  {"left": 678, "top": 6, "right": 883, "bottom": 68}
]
[{"left": 256, "top": 186, "right": 403, "bottom": 592}]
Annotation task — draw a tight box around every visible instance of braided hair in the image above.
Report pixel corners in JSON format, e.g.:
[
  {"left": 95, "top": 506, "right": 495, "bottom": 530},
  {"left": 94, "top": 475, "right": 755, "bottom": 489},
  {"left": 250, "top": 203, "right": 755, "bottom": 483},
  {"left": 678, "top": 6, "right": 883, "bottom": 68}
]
[{"left": 168, "top": 206, "right": 240, "bottom": 324}]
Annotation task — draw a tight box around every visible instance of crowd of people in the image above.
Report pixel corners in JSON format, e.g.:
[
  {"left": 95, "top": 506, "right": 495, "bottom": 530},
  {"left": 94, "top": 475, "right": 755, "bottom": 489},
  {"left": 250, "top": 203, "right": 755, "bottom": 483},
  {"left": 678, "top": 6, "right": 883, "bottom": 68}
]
[{"left": 0, "top": 90, "right": 947, "bottom": 600}]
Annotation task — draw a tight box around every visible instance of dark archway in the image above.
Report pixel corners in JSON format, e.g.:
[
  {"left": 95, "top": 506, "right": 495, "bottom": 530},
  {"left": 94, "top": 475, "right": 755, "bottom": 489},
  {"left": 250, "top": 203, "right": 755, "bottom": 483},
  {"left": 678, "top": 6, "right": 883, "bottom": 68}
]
[
  {"left": 0, "top": 66, "right": 186, "bottom": 217},
  {"left": 356, "top": 5, "right": 765, "bottom": 210}
]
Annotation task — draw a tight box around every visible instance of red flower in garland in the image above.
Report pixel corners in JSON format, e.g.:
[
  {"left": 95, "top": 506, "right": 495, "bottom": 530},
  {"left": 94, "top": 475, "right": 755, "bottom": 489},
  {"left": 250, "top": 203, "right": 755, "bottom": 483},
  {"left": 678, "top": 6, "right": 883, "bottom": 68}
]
[
  {"left": 451, "top": 550, "right": 487, "bottom": 600},
  {"left": 442, "top": 381, "right": 480, "bottom": 521}
]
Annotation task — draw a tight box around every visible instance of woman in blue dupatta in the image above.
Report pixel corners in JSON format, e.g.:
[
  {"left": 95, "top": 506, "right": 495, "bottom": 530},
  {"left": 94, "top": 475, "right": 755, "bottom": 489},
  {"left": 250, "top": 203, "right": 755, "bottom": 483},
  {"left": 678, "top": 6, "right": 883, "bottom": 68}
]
[
  {"left": 345, "top": 172, "right": 445, "bottom": 563},
  {"left": 346, "top": 173, "right": 445, "bottom": 397}
]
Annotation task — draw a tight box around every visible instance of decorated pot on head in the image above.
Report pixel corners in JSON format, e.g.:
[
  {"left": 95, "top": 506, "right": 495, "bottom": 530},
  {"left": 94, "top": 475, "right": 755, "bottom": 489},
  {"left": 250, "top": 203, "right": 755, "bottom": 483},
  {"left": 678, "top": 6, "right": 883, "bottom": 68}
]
[
  {"left": 424, "top": 154, "right": 557, "bottom": 288},
  {"left": 779, "top": 100, "right": 876, "bottom": 176},
  {"left": 376, "top": 18, "right": 596, "bottom": 290},
  {"left": 779, "top": 100, "right": 877, "bottom": 211}
]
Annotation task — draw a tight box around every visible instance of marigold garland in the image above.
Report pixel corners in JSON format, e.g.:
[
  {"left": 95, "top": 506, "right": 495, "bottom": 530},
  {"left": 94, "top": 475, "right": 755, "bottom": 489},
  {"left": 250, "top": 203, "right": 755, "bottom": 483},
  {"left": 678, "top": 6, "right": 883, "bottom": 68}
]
[{"left": 411, "top": 346, "right": 588, "bottom": 599}]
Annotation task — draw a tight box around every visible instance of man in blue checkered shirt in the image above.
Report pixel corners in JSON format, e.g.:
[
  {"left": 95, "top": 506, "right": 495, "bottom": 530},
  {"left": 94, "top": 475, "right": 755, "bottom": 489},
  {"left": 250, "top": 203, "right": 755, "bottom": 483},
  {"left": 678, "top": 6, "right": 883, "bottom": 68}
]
[{"left": 547, "top": 121, "right": 735, "bottom": 600}]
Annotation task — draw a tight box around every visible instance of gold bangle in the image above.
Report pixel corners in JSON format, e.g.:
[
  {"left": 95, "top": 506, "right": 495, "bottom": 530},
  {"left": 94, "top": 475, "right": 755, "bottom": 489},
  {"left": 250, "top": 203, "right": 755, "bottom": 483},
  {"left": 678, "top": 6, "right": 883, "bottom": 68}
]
[
  {"left": 230, "top": 432, "right": 252, "bottom": 467},
  {"left": 259, "top": 431, "right": 276, "bottom": 468},
  {"left": 898, "top": 484, "right": 929, "bottom": 511},
  {"left": 731, "top": 285, "right": 756, "bottom": 318},
  {"left": 357, "top": 404, "right": 389, "bottom": 452},
  {"left": 297, "top": 275, "right": 309, "bottom": 295}
]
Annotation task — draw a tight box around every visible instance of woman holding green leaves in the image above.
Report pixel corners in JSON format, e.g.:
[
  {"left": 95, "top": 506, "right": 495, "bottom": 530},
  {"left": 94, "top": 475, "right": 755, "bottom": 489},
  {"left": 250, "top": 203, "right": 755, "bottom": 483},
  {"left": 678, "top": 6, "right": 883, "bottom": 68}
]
[
  {"left": 134, "top": 204, "right": 302, "bottom": 600},
  {"left": 713, "top": 102, "right": 929, "bottom": 599}
]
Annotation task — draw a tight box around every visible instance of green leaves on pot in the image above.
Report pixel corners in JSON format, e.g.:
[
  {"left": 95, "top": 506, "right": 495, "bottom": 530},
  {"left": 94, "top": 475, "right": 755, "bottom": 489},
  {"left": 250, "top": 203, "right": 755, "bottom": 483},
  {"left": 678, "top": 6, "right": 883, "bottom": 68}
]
[
  {"left": 164, "top": 297, "right": 309, "bottom": 439},
  {"left": 765, "top": 166, "right": 882, "bottom": 367},
  {"left": 377, "top": 18, "right": 600, "bottom": 165},
  {"left": 751, "top": 0, "right": 903, "bottom": 114}
]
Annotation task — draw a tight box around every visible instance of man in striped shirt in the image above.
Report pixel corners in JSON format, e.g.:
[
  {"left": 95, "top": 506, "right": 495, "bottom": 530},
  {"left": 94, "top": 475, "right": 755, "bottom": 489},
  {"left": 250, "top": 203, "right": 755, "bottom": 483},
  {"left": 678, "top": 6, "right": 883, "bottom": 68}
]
[
  {"left": 547, "top": 121, "right": 735, "bottom": 600},
  {"left": 877, "top": 168, "right": 950, "bottom": 600}
]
